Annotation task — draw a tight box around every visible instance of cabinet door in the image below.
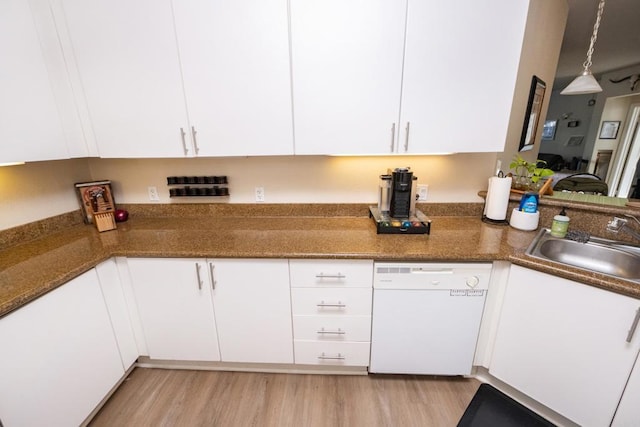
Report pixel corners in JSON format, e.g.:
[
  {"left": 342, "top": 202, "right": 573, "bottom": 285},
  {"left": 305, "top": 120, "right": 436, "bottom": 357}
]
[
  {"left": 96, "top": 259, "right": 139, "bottom": 369},
  {"left": 211, "top": 259, "right": 293, "bottom": 363},
  {"left": 127, "top": 258, "right": 221, "bottom": 361},
  {"left": 0, "top": 269, "right": 124, "bottom": 427},
  {"left": 490, "top": 266, "right": 640, "bottom": 427},
  {"left": 613, "top": 344, "right": 640, "bottom": 426},
  {"left": 290, "top": 0, "right": 407, "bottom": 155},
  {"left": 60, "top": 0, "right": 190, "bottom": 158},
  {"left": 399, "top": 0, "right": 528, "bottom": 154},
  {"left": 173, "top": 0, "right": 294, "bottom": 156},
  {"left": 0, "top": 0, "right": 69, "bottom": 163}
]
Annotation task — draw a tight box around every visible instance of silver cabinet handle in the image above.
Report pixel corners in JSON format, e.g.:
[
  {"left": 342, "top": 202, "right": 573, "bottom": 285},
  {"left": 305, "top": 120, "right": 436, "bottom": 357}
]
[
  {"left": 318, "top": 352, "right": 345, "bottom": 360},
  {"left": 180, "top": 127, "right": 189, "bottom": 155},
  {"left": 208, "top": 263, "right": 216, "bottom": 290},
  {"left": 317, "top": 328, "right": 345, "bottom": 335},
  {"left": 390, "top": 122, "right": 396, "bottom": 152},
  {"left": 191, "top": 126, "right": 199, "bottom": 155},
  {"left": 317, "top": 301, "right": 346, "bottom": 308},
  {"left": 404, "top": 121, "right": 410, "bottom": 152},
  {"left": 626, "top": 307, "right": 640, "bottom": 343},
  {"left": 195, "top": 263, "right": 203, "bottom": 290},
  {"left": 315, "top": 273, "right": 346, "bottom": 279}
]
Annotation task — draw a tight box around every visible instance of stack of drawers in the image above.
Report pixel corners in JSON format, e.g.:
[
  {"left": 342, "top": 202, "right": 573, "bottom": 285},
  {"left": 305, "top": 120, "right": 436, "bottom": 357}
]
[{"left": 290, "top": 259, "right": 373, "bottom": 367}]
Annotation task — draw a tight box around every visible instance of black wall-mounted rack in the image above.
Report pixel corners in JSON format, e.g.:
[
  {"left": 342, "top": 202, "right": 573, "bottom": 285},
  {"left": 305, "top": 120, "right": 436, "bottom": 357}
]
[{"left": 166, "top": 176, "right": 229, "bottom": 197}]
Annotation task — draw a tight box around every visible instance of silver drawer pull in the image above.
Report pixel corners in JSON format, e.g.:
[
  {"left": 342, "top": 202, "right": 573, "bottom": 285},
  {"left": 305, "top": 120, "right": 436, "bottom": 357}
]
[
  {"left": 318, "top": 352, "right": 345, "bottom": 360},
  {"left": 626, "top": 307, "right": 640, "bottom": 343},
  {"left": 315, "top": 273, "right": 346, "bottom": 279},
  {"left": 317, "top": 301, "right": 346, "bottom": 308},
  {"left": 317, "top": 328, "right": 346, "bottom": 335}
]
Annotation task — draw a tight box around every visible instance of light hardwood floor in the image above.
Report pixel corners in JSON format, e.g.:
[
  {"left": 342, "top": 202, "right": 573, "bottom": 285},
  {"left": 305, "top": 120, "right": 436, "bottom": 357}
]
[{"left": 90, "top": 368, "right": 480, "bottom": 427}]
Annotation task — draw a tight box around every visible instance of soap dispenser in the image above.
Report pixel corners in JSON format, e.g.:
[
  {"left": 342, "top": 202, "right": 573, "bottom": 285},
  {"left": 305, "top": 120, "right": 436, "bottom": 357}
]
[{"left": 551, "top": 207, "right": 570, "bottom": 238}]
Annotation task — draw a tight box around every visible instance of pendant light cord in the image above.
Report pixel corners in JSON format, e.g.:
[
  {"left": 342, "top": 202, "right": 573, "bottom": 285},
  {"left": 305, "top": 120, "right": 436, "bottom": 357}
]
[{"left": 583, "top": 0, "right": 606, "bottom": 72}]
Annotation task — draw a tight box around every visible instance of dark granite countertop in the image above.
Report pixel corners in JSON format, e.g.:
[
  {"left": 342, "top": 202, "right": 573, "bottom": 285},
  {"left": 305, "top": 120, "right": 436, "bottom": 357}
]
[{"left": 1, "top": 206, "right": 639, "bottom": 318}]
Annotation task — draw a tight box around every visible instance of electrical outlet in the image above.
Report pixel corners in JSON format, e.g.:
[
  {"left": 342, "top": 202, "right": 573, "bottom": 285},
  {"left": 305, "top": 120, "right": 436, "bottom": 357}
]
[
  {"left": 417, "top": 184, "right": 429, "bottom": 201},
  {"left": 148, "top": 186, "right": 160, "bottom": 202},
  {"left": 255, "top": 187, "right": 265, "bottom": 202}
]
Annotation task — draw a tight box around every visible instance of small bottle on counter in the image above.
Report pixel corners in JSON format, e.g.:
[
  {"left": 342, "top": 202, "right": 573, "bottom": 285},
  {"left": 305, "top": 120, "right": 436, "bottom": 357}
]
[
  {"left": 518, "top": 192, "right": 539, "bottom": 213},
  {"left": 550, "top": 207, "right": 570, "bottom": 238}
]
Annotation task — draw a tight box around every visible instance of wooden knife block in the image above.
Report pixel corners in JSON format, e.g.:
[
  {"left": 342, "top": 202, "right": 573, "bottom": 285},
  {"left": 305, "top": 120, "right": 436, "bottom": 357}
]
[{"left": 93, "top": 211, "right": 117, "bottom": 232}]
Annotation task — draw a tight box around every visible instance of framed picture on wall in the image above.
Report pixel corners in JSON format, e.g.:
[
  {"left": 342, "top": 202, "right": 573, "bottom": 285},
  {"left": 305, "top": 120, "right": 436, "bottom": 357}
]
[
  {"left": 599, "top": 121, "right": 621, "bottom": 139},
  {"left": 565, "top": 135, "right": 584, "bottom": 147},
  {"left": 542, "top": 120, "right": 558, "bottom": 140},
  {"left": 519, "top": 76, "right": 547, "bottom": 151}
]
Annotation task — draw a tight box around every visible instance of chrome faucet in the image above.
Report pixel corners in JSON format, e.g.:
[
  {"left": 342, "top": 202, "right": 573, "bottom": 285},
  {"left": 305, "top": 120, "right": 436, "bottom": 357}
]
[{"left": 607, "top": 215, "right": 640, "bottom": 242}]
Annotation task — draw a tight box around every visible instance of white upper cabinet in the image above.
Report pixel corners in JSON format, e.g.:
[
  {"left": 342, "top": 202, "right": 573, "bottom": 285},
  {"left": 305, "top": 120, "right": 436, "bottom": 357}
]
[
  {"left": 0, "top": 0, "right": 69, "bottom": 163},
  {"left": 399, "top": 0, "right": 528, "bottom": 154},
  {"left": 59, "top": 0, "right": 191, "bottom": 158},
  {"left": 59, "top": 0, "right": 293, "bottom": 158},
  {"left": 290, "top": 0, "right": 407, "bottom": 155},
  {"left": 291, "top": 0, "right": 529, "bottom": 155},
  {"left": 172, "top": 0, "right": 294, "bottom": 156}
]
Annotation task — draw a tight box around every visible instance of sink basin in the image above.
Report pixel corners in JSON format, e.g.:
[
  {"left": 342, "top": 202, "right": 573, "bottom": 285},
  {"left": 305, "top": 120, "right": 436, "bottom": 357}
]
[{"left": 526, "top": 229, "right": 640, "bottom": 283}]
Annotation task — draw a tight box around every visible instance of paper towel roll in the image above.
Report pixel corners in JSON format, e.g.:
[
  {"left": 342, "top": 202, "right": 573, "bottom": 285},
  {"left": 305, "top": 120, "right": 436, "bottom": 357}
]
[{"left": 483, "top": 176, "right": 512, "bottom": 221}]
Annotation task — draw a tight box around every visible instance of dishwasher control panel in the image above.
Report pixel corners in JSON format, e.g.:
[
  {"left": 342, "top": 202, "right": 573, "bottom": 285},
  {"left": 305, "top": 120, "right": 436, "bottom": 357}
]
[{"left": 373, "top": 262, "right": 492, "bottom": 290}]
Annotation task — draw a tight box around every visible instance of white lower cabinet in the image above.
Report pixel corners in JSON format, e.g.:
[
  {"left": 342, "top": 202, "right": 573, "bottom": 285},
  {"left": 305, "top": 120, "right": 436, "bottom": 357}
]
[
  {"left": 210, "top": 259, "right": 293, "bottom": 364},
  {"left": 612, "top": 350, "right": 640, "bottom": 426},
  {"left": 290, "top": 259, "right": 373, "bottom": 367},
  {"left": 126, "top": 258, "right": 293, "bottom": 364},
  {"left": 96, "top": 259, "right": 139, "bottom": 369},
  {"left": 0, "top": 269, "right": 125, "bottom": 427},
  {"left": 490, "top": 265, "right": 640, "bottom": 427},
  {"left": 127, "top": 258, "right": 221, "bottom": 361}
]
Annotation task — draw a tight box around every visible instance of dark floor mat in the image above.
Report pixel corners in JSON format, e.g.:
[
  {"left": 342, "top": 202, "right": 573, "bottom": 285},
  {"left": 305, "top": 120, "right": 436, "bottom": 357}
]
[{"left": 457, "top": 383, "right": 556, "bottom": 427}]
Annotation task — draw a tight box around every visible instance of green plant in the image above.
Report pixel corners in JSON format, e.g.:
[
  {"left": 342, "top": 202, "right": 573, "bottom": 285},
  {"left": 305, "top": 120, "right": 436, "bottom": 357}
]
[{"left": 509, "top": 154, "right": 554, "bottom": 188}]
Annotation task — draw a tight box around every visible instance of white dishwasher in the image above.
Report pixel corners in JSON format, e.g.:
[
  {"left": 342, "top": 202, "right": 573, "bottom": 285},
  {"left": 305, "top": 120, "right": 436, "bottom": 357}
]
[{"left": 369, "top": 262, "right": 491, "bottom": 375}]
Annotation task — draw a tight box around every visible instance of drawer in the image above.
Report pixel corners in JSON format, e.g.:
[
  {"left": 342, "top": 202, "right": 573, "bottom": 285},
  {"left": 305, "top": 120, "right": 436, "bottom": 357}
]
[
  {"left": 291, "top": 288, "right": 372, "bottom": 316},
  {"left": 292, "top": 315, "right": 371, "bottom": 342},
  {"left": 294, "top": 341, "right": 371, "bottom": 366},
  {"left": 289, "top": 259, "right": 373, "bottom": 288}
]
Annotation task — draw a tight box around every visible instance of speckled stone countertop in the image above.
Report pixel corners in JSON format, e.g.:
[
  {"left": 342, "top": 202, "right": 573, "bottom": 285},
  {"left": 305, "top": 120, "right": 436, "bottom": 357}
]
[{"left": 1, "top": 202, "right": 639, "bottom": 318}]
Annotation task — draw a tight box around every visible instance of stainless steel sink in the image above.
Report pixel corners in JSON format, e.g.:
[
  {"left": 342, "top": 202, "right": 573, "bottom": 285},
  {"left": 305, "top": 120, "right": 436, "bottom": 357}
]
[{"left": 526, "top": 229, "right": 640, "bottom": 283}]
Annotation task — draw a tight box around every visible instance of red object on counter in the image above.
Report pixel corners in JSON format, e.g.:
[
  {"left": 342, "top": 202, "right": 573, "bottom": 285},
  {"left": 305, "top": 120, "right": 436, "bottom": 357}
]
[{"left": 114, "top": 209, "right": 129, "bottom": 222}]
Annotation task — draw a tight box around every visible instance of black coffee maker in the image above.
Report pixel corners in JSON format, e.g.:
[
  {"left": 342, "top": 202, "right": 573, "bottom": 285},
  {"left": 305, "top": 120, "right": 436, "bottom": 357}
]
[
  {"left": 370, "top": 167, "right": 430, "bottom": 235},
  {"left": 389, "top": 167, "right": 414, "bottom": 218}
]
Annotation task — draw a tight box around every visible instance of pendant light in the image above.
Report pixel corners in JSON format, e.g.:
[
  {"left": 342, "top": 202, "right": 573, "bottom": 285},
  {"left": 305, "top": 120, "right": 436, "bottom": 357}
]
[{"left": 561, "top": 0, "right": 606, "bottom": 95}]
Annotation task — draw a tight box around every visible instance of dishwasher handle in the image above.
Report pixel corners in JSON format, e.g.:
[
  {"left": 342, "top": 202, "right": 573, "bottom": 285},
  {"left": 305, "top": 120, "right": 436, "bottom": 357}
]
[{"left": 409, "top": 269, "right": 454, "bottom": 274}]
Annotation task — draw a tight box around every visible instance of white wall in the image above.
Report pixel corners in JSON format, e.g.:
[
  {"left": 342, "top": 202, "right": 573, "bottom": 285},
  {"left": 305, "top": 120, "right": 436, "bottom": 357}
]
[
  {"left": 496, "top": 0, "right": 568, "bottom": 170},
  {"left": 87, "top": 154, "right": 496, "bottom": 205},
  {"left": 0, "top": 154, "right": 496, "bottom": 230},
  {"left": 0, "top": 159, "right": 91, "bottom": 229},
  {"left": 582, "top": 63, "right": 640, "bottom": 170},
  {"left": 541, "top": 92, "right": 594, "bottom": 161}
]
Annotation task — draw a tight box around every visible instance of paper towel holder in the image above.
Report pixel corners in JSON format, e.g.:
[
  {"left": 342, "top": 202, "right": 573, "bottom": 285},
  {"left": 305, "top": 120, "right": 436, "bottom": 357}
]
[
  {"left": 482, "top": 215, "right": 509, "bottom": 226},
  {"left": 481, "top": 172, "right": 511, "bottom": 226}
]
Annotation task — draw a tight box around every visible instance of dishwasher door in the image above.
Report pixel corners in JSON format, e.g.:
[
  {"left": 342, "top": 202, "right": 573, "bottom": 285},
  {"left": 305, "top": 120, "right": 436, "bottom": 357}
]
[{"left": 369, "top": 263, "right": 491, "bottom": 375}]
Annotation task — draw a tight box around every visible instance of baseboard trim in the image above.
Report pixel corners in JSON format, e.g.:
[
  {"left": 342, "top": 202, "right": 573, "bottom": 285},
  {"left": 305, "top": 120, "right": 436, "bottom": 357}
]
[{"left": 135, "top": 357, "right": 369, "bottom": 376}]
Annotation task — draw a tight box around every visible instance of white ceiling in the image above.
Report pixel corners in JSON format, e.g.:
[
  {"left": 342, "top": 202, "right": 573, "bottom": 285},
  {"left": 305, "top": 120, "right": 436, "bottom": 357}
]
[{"left": 554, "top": 0, "right": 640, "bottom": 88}]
